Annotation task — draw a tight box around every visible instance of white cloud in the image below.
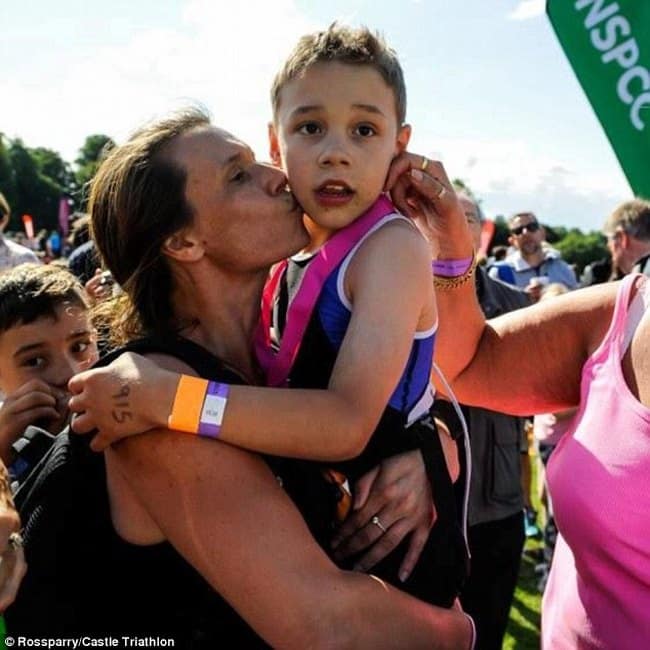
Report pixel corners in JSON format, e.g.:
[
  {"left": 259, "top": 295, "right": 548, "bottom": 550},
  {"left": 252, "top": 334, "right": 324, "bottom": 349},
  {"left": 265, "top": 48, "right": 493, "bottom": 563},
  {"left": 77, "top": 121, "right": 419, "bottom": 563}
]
[
  {"left": 417, "top": 135, "right": 630, "bottom": 230},
  {"left": 507, "top": 0, "right": 546, "bottom": 21},
  {"left": 3, "top": 0, "right": 317, "bottom": 162}
]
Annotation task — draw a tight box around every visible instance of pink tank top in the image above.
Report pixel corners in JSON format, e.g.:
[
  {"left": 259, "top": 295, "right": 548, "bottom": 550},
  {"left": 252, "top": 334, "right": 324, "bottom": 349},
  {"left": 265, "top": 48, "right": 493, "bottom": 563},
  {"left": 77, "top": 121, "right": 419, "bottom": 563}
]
[{"left": 543, "top": 274, "right": 650, "bottom": 649}]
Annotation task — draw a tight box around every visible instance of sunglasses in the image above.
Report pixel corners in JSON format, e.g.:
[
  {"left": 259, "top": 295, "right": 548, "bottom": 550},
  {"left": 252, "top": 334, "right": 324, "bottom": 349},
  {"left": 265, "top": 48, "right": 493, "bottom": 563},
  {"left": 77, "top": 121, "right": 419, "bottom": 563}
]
[{"left": 510, "top": 222, "right": 540, "bottom": 236}]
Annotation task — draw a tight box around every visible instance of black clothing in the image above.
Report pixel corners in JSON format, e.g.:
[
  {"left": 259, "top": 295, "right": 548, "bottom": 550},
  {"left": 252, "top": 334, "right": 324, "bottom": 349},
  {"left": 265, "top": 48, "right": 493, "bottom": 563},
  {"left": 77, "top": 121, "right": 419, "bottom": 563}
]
[
  {"left": 8, "top": 337, "right": 339, "bottom": 646},
  {"left": 282, "top": 275, "right": 468, "bottom": 607},
  {"left": 459, "top": 512, "right": 526, "bottom": 650},
  {"left": 633, "top": 253, "right": 650, "bottom": 277},
  {"left": 67, "top": 240, "right": 100, "bottom": 285}
]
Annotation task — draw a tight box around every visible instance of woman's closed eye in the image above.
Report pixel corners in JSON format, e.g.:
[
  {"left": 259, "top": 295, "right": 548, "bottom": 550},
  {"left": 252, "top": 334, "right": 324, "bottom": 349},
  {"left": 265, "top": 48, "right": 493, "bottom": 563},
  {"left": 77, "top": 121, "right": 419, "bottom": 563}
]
[{"left": 229, "top": 168, "right": 251, "bottom": 184}]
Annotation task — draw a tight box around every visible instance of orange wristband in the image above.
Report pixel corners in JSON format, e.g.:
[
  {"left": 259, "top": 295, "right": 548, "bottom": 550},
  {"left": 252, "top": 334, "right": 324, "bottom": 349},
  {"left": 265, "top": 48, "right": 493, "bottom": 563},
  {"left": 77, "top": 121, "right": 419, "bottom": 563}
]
[{"left": 167, "top": 375, "right": 209, "bottom": 433}]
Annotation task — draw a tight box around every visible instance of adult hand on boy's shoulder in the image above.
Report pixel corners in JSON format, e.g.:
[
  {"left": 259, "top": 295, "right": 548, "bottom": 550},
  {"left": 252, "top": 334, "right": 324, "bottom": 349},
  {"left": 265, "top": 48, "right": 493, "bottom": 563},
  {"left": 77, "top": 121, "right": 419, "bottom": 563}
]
[{"left": 0, "top": 379, "right": 61, "bottom": 463}]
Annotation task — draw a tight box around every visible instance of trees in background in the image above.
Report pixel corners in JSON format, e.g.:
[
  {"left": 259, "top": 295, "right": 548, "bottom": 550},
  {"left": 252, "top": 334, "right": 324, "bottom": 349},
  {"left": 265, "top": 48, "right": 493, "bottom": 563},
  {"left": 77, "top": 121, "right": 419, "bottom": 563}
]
[
  {"left": 0, "top": 149, "right": 611, "bottom": 273},
  {"left": 0, "top": 133, "right": 114, "bottom": 232}
]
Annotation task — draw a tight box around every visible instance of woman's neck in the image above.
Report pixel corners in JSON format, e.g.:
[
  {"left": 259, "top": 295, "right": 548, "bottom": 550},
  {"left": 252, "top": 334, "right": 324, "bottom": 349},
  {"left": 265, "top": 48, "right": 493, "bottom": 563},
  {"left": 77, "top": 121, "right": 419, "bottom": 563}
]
[{"left": 171, "top": 263, "right": 267, "bottom": 384}]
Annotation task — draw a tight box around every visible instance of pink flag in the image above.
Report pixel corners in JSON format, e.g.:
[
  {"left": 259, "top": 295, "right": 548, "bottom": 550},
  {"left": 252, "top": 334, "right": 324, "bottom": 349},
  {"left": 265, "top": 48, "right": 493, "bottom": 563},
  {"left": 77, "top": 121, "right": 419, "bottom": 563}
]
[{"left": 58, "top": 196, "right": 71, "bottom": 237}]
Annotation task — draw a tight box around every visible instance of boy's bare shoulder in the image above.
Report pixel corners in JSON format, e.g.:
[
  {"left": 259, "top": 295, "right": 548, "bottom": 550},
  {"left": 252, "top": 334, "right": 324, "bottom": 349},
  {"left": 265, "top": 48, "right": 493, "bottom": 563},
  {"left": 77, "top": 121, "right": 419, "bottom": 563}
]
[{"left": 354, "top": 216, "right": 430, "bottom": 266}]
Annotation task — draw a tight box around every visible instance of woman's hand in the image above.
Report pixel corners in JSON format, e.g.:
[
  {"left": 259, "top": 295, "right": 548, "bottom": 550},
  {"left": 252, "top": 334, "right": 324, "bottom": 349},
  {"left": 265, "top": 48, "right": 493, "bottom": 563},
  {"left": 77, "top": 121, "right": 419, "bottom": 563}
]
[
  {"left": 385, "top": 152, "right": 473, "bottom": 260},
  {"left": 331, "top": 449, "right": 436, "bottom": 582},
  {"left": 84, "top": 268, "right": 114, "bottom": 303},
  {"left": 0, "top": 468, "right": 26, "bottom": 612},
  {"left": 68, "top": 352, "right": 178, "bottom": 451}
]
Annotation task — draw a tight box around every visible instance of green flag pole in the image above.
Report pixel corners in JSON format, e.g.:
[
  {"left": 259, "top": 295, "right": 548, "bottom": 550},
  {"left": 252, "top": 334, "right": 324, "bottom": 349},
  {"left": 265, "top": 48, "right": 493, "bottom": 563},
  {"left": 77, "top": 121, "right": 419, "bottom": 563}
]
[{"left": 547, "top": 0, "right": 650, "bottom": 198}]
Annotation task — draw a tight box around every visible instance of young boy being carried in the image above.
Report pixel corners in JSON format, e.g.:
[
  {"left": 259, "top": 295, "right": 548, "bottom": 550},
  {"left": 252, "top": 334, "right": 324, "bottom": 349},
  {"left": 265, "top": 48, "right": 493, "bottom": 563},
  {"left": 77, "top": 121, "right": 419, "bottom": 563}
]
[{"left": 70, "top": 25, "right": 474, "bottom": 608}]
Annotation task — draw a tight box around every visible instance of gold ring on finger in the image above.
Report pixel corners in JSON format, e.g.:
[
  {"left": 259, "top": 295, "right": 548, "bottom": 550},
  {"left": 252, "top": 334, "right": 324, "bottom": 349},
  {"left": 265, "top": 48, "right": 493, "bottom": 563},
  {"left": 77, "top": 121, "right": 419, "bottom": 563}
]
[{"left": 420, "top": 156, "right": 429, "bottom": 171}]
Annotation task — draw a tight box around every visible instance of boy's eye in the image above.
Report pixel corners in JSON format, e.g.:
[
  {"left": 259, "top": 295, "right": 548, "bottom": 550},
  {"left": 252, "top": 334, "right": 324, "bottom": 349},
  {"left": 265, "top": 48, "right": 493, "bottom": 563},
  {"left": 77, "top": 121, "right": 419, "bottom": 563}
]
[
  {"left": 297, "top": 122, "right": 322, "bottom": 136},
  {"left": 354, "top": 124, "right": 376, "bottom": 137},
  {"left": 71, "top": 339, "right": 96, "bottom": 357},
  {"left": 22, "top": 356, "right": 46, "bottom": 369},
  {"left": 72, "top": 341, "right": 89, "bottom": 354}
]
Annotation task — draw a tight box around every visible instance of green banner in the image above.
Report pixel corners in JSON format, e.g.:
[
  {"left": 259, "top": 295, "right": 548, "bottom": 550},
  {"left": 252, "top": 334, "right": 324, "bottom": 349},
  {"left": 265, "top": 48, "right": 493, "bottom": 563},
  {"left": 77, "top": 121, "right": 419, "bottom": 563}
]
[{"left": 547, "top": 0, "right": 650, "bottom": 198}]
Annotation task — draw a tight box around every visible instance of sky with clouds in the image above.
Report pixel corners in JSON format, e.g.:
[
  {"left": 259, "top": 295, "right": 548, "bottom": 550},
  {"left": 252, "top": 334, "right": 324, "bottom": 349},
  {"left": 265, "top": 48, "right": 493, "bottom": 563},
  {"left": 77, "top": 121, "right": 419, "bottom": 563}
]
[{"left": 1, "top": 0, "right": 634, "bottom": 231}]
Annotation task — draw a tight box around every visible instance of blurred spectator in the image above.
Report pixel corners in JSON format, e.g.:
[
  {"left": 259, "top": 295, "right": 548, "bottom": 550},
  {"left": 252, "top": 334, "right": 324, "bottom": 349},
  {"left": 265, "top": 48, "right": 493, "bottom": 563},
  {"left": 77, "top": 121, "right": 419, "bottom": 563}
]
[
  {"left": 46, "top": 230, "right": 62, "bottom": 260},
  {"left": 490, "top": 244, "right": 509, "bottom": 263},
  {"left": 439, "top": 192, "right": 531, "bottom": 650},
  {"left": 580, "top": 256, "right": 612, "bottom": 287},
  {"left": 67, "top": 214, "right": 100, "bottom": 286},
  {"left": 489, "top": 212, "right": 577, "bottom": 299},
  {"left": 0, "top": 193, "right": 40, "bottom": 271},
  {"left": 603, "top": 198, "right": 650, "bottom": 279},
  {"left": 68, "top": 213, "right": 91, "bottom": 250}
]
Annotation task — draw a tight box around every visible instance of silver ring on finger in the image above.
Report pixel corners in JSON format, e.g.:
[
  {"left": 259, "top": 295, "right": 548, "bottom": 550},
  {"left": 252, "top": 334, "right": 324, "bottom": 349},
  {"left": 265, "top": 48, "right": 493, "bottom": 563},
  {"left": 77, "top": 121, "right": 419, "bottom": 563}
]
[
  {"left": 371, "top": 515, "right": 387, "bottom": 534},
  {"left": 435, "top": 184, "right": 447, "bottom": 200}
]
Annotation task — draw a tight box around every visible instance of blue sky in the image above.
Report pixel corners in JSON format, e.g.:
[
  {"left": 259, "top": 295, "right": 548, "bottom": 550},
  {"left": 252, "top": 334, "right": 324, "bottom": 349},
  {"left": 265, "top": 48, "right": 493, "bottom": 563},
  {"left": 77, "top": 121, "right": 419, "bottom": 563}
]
[{"left": 1, "top": 0, "right": 633, "bottom": 231}]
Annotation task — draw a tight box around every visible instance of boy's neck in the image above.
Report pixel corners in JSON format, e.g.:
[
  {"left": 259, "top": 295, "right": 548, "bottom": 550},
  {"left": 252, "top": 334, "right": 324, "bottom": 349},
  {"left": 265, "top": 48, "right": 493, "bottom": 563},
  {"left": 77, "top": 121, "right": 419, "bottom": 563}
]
[{"left": 302, "top": 215, "right": 334, "bottom": 254}]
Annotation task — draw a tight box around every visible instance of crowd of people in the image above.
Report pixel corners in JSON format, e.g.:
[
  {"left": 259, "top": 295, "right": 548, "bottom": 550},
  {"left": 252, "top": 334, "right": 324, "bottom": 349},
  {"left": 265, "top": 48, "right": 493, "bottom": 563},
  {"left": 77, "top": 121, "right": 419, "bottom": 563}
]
[{"left": 0, "top": 22, "right": 648, "bottom": 650}]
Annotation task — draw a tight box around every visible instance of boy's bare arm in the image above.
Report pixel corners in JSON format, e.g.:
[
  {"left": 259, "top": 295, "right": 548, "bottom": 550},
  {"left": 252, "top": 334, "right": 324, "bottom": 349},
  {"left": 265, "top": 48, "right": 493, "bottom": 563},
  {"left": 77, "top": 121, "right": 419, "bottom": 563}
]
[{"left": 71, "top": 221, "right": 433, "bottom": 461}]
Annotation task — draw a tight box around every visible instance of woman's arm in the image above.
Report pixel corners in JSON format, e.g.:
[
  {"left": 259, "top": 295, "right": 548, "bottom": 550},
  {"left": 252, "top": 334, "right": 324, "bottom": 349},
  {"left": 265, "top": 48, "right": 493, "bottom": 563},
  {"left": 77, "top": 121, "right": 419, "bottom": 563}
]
[
  {"left": 70, "top": 223, "right": 435, "bottom": 461},
  {"left": 384, "top": 152, "right": 619, "bottom": 415},
  {"left": 435, "top": 268, "right": 618, "bottom": 415},
  {"left": 108, "top": 426, "right": 471, "bottom": 648}
]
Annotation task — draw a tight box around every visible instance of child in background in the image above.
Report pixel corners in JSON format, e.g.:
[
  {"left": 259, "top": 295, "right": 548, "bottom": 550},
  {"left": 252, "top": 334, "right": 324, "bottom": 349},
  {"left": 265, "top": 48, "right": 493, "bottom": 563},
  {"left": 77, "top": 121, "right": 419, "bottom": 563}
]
[
  {"left": 69, "top": 24, "right": 469, "bottom": 607},
  {"left": 0, "top": 264, "right": 98, "bottom": 480}
]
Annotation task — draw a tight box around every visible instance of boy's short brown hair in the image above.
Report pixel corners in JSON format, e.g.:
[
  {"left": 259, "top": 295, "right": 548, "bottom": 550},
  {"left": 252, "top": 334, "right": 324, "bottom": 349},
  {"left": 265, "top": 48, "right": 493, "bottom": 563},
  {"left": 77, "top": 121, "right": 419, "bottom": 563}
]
[
  {"left": 271, "top": 23, "right": 407, "bottom": 124},
  {"left": 0, "top": 263, "right": 89, "bottom": 335}
]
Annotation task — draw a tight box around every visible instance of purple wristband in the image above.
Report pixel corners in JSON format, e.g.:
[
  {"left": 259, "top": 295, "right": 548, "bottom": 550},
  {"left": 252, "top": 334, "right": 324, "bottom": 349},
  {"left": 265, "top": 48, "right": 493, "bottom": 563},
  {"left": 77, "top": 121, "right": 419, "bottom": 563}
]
[
  {"left": 432, "top": 255, "right": 474, "bottom": 277},
  {"left": 197, "top": 381, "right": 230, "bottom": 438}
]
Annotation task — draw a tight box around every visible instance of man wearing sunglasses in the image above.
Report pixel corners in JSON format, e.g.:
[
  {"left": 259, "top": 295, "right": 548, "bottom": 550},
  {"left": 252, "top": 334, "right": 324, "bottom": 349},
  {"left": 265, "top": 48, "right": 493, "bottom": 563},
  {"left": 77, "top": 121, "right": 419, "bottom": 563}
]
[{"left": 489, "top": 211, "right": 577, "bottom": 298}]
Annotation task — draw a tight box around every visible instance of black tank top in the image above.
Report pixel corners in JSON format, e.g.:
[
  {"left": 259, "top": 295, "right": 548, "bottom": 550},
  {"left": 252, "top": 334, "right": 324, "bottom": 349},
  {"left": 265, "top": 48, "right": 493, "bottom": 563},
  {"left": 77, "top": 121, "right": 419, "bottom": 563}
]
[
  {"left": 7, "top": 336, "right": 340, "bottom": 645},
  {"left": 286, "top": 308, "right": 469, "bottom": 607}
]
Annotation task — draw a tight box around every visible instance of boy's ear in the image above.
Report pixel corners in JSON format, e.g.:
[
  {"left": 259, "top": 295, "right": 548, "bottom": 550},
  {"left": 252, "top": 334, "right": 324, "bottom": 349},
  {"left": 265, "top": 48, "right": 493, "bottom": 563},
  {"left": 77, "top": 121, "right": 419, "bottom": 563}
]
[
  {"left": 395, "top": 123, "right": 412, "bottom": 155},
  {"left": 268, "top": 122, "right": 282, "bottom": 167},
  {"left": 162, "top": 228, "right": 204, "bottom": 263}
]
